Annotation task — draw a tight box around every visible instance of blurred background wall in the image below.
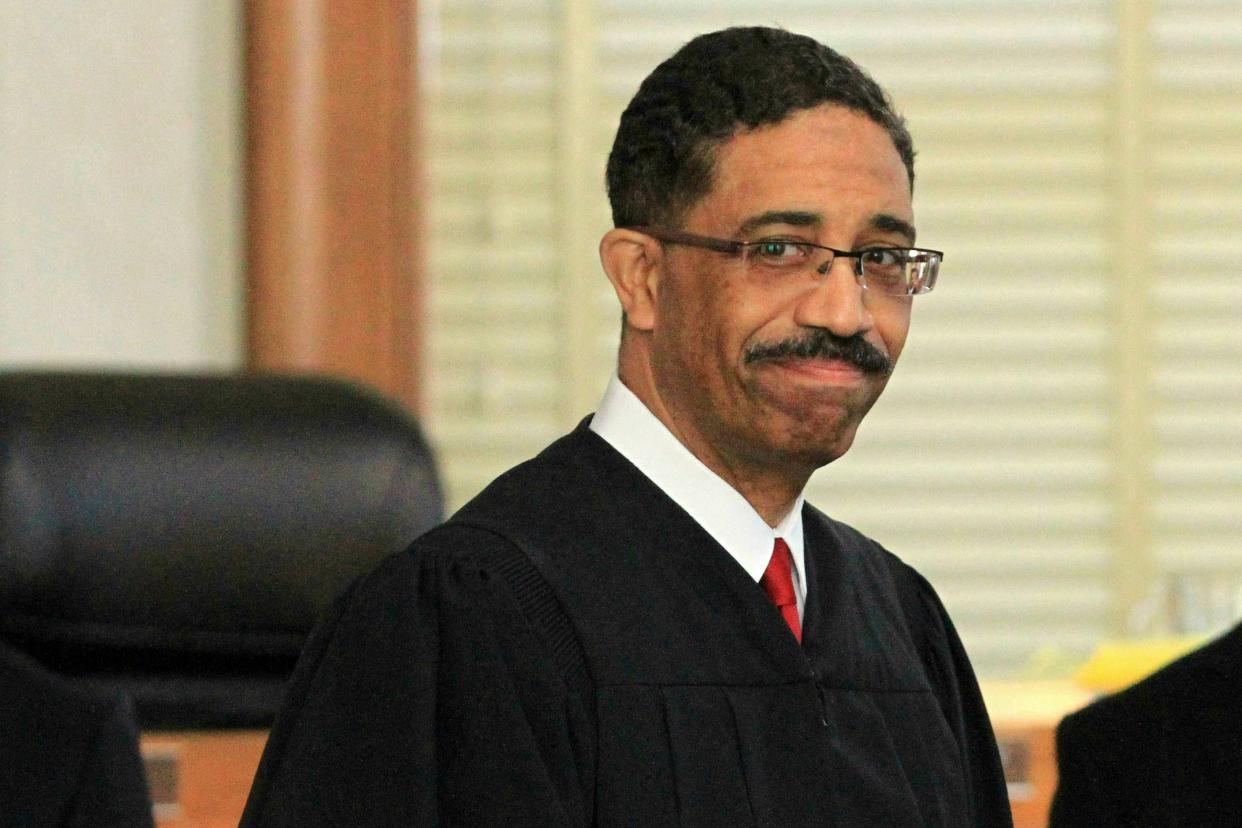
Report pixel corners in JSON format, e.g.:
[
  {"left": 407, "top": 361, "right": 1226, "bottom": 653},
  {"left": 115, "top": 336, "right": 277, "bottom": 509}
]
[
  {"left": 2, "top": 0, "right": 1241, "bottom": 679},
  {"left": 0, "top": 1, "right": 242, "bottom": 369}
]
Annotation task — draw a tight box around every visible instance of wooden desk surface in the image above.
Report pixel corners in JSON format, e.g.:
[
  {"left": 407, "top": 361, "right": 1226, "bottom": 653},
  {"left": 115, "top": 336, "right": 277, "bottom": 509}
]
[
  {"left": 142, "top": 730, "right": 269, "bottom": 828},
  {"left": 980, "top": 680, "right": 1095, "bottom": 828}
]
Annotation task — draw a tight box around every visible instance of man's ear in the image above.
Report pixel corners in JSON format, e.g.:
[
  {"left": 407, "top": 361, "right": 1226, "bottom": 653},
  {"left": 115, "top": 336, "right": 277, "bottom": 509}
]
[{"left": 599, "top": 228, "right": 662, "bottom": 332}]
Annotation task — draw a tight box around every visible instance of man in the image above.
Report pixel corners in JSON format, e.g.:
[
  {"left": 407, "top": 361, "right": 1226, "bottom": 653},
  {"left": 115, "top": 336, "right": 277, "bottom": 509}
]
[
  {"left": 242, "top": 26, "right": 1011, "bottom": 826},
  {"left": 1050, "top": 619, "right": 1242, "bottom": 826}
]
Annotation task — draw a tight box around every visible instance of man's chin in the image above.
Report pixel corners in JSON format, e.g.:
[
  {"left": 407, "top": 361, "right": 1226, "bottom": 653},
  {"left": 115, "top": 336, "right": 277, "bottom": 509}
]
[
  {"left": 790, "top": 430, "right": 857, "bottom": 469},
  {"left": 744, "top": 416, "right": 861, "bottom": 473},
  {"left": 752, "top": 381, "right": 878, "bottom": 445}
]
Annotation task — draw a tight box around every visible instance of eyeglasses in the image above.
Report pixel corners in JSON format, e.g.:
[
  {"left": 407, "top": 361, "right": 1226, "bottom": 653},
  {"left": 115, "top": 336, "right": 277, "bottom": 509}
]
[{"left": 628, "top": 226, "right": 941, "bottom": 297}]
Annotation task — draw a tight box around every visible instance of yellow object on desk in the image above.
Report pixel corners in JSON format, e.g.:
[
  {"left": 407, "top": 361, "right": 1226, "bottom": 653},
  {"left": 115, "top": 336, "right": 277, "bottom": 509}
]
[{"left": 1073, "top": 635, "right": 1210, "bottom": 694}]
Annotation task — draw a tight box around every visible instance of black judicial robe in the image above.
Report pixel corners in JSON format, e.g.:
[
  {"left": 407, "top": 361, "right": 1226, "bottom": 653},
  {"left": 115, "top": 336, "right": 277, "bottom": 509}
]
[
  {"left": 242, "top": 422, "right": 1012, "bottom": 827},
  {"left": 0, "top": 638, "right": 154, "bottom": 828},
  {"left": 1050, "top": 620, "right": 1242, "bottom": 827}
]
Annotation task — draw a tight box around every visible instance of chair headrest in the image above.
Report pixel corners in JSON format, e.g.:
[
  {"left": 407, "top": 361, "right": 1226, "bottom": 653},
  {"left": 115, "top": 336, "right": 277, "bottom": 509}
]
[{"left": 0, "top": 371, "right": 442, "bottom": 726}]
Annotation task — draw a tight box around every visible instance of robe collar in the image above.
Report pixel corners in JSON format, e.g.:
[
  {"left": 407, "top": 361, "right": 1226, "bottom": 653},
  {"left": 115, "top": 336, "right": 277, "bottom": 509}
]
[{"left": 589, "top": 373, "right": 807, "bottom": 614}]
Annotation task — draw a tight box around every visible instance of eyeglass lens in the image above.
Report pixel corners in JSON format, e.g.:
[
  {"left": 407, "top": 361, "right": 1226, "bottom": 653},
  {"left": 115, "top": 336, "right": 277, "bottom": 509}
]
[{"left": 738, "top": 243, "right": 939, "bottom": 296}]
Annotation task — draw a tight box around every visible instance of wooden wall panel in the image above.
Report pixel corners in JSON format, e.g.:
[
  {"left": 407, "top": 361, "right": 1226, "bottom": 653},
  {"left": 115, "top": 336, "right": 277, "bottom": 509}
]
[{"left": 245, "top": 0, "right": 421, "bottom": 410}]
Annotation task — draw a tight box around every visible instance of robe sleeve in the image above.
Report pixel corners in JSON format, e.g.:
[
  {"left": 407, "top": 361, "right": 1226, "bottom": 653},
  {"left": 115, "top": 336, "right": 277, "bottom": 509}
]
[
  {"left": 0, "top": 637, "right": 153, "bottom": 828},
  {"left": 65, "top": 693, "right": 155, "bottom": 828},
  {"left": 240, "top": 528, "right": 593, "bottom": 828},
  {"left": 1047, "top": 710, "right": 1122, "bottom": 827},
  {"left": 887, "top": 557, "right": 1015, "bottom": 828}
]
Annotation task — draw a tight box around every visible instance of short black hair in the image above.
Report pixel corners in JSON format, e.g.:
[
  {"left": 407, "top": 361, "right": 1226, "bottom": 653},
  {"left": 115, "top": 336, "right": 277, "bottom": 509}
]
[{"left": 605, "top": 27, "right": 914, "bottom": 229}]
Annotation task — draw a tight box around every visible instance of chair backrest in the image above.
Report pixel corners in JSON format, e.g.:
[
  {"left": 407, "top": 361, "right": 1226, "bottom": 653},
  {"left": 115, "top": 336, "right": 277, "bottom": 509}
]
[{"left": 0, "top": 371, "right": 442, "bottom": 728}]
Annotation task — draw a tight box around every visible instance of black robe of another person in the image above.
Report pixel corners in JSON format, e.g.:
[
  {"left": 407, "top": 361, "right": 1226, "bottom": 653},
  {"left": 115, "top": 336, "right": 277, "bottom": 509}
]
[
  {"left": 242, "top": 421, "right": 1012, "bottom": 827},
  {"left": 1050, "top": 620, "right": 1242, "bottom": 827},
  {"left": 0, "top": 637, "right": 153, "bottom": 828}
]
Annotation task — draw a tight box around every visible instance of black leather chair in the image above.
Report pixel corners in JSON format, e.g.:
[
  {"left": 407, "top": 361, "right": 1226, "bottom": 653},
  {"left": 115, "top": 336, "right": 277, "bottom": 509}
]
[{"left": 0, "top": 371, "right": 443, "bottom": 729}]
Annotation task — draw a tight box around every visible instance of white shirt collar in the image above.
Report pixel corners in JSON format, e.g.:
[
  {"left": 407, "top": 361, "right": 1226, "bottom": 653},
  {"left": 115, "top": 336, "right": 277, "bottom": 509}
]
[{"left": 589, "top": 374, "right": 806, "bottom": 612}]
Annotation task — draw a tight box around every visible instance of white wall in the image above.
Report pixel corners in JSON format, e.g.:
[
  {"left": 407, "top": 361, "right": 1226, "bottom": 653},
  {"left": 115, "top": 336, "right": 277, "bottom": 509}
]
[{"left": 0, "top": 1, "right": 242, "bottom": 370}]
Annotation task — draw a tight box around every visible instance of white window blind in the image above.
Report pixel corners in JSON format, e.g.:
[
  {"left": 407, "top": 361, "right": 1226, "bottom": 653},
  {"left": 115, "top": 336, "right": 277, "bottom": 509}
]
[
  {"left": 421, "top": 0, "right": 1242, "bottom": 677},
  {"left": 424, "top": 0, "right": 568, "bottom": 502},
  {"left": 1151, "top": 0, "right": 1242, "bottom": 627}
]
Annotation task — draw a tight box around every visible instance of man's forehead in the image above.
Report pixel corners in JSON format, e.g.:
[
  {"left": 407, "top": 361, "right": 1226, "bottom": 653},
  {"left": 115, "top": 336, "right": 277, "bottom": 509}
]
[
  {"left": 693, "top": 107, "right": 913, "bottom": 234},
  {"left": 722, "top": 104, "right": 900, "bottom": 157},
  {"left": 719, "top": 105, "right": 903, "bottom": 166}
]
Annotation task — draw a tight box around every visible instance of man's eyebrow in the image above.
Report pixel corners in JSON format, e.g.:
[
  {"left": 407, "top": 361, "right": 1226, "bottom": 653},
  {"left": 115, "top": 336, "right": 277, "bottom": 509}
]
[
  {"left": 736, "top": 210, "right": 917, "bottom": 245},
  {"left": 736, "top": 211, "right": 822, "bottom": 237},
  {"left": 872, "top": 213, "right": 917, "bottom": 245}
]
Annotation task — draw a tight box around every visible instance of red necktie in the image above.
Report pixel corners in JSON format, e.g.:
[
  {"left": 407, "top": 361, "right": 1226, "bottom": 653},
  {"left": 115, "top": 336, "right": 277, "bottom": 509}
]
[{"left": 761, "top": 538, "right": 801, "bottom": 643}]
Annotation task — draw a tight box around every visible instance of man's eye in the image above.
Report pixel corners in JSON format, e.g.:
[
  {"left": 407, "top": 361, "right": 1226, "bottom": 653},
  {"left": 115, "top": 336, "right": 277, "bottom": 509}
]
[
  {"left": 861, "top": 248, "right": 902, "bottom": 267},
  {"left": 753, "top": 241, "right": 810, "bottom": 262}
]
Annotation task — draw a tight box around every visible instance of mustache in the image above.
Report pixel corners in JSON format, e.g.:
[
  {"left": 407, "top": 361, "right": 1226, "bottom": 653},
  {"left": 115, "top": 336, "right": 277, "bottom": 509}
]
[{"left": 743, "top": 329, "right": 893, "bottom": 376}]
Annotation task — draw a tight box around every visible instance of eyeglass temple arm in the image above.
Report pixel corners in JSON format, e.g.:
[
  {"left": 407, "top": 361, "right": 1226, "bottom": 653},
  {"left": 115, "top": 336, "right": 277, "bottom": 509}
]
[{"left": 624, "top": 226, "right": 744, "bottom": 255}]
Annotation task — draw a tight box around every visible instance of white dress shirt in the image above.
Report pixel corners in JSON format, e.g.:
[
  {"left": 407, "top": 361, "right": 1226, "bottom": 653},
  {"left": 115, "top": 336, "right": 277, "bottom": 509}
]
[{"left": 589, "top": 374, "right": 806, "bottom": 619}]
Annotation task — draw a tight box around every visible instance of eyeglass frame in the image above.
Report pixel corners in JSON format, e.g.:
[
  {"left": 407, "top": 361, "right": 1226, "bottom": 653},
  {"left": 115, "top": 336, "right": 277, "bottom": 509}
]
[{"left": 624, "top": 225, "right": 942, "bottom": 297}]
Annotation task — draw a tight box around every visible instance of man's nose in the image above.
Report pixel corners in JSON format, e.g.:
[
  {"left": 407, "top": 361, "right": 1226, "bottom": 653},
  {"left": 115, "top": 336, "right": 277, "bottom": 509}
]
[{"left": 792, "top": 256, "right": 873, "bottom": 337}]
